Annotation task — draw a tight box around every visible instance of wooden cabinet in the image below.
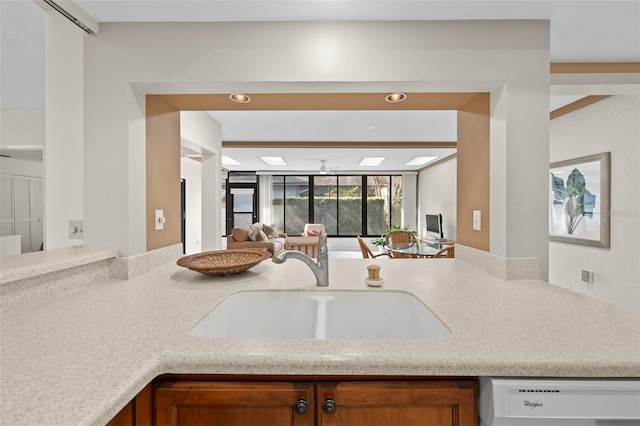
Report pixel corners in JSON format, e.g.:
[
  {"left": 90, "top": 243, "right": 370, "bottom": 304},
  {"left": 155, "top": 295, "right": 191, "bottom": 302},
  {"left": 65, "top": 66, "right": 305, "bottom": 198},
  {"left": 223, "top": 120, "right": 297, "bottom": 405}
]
[
  {"left": 107, "top": 384, "right": 152, "bottom": 426},
  {"left": 0, "top": 174, "right": 43, "bottom": 253},
  {"left": 316, "top": 380, "right": 476, "bottom": 426},
  {"left": 150, "top": 377, "right": 477, "bottom": 426},
  {"left": 154, "top": 380, "right": 314, "bottom": 426}
]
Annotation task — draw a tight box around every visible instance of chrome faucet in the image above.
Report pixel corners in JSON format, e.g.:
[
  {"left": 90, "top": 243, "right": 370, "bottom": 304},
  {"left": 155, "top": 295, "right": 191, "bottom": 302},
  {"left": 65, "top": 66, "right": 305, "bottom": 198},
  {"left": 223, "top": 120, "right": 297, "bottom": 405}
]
[{"left": 272, "top": 231, "right": 329, "bottom": 287}]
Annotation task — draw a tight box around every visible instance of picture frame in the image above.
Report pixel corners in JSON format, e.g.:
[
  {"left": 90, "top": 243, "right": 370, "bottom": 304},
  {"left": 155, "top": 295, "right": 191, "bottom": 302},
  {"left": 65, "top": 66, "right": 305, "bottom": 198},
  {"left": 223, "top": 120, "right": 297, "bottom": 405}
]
[{"left": 549, "top": 152, "right": 610, "bottom": 248}]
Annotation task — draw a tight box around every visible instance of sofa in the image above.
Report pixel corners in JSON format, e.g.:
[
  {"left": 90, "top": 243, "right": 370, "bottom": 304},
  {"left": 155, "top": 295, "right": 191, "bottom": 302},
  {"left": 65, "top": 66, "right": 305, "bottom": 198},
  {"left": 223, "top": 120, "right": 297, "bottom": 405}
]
[
  {"left": 226, "top": 224, "right": 287, "bottom": 257},
  {"left": 227, "top": 223, "right": 328, "bottom": 258},
  {"left": 284, "top": 223, "right": 327, "bottom": 258}
]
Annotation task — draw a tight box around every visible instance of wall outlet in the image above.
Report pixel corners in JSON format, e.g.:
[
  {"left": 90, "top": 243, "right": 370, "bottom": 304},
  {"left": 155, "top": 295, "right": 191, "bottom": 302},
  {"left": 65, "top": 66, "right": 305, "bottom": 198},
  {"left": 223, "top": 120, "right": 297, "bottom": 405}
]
[
  {"left": 581, "top": 270, "right": 594, "bottom": 284},
  {"left": 69, "top": 220, "right": 84, "bottom": 239},
  {"left": 472, "top": 210, "right": 481, "bottom": 231}
]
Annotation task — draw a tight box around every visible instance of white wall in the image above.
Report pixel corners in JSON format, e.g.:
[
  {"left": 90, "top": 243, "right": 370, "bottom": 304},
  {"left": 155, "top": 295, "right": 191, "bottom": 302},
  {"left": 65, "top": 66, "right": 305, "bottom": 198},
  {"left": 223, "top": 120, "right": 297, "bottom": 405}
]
[
  {"left": 550, "top": 96, "right": 640, "bottom": 311},
  {"left": 180, "top": 111, "right": 223, "bottom": 251},
  {"left": 2, "top": 9, "right": 84, "bottom": 252},
  {"left": 0, "top": 110, "right": 45, "bottom": 147},
  {"left": 0, "top": 0, "right": 44, "bottom": 110},
  {"left": 0, "top": 0, "right": 47, "bottom": 253},
  {"left": 82, "top": 21, "right": 550, "bottom": 268},
  {"left": 44, "top": 11, "right": 84, "bottom": 250},
  {"left": 180, "top": 157, "right": 202, "bottom": 255},
  {"left": 417, "top": 156, "right": 457, "bottom": 241},
  {"left": 180, "top": 110, "right": 224, "bottom": 254}
]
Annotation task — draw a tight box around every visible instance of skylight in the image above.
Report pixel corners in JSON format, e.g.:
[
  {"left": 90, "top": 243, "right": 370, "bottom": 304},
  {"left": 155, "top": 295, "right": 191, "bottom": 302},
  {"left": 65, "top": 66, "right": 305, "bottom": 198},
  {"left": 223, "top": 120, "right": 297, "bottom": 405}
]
[
  {"left": 221, "top": 156, "right": 241, "bottom": 166},
  {"left": 404, "top": 156, "right": 437, "bottom": 166},
  {"left": 358, "top": 157, "right": 385, "bottom": 167},
  {"left": 259, "top": 156, "right": 288, "bottom": 166}
]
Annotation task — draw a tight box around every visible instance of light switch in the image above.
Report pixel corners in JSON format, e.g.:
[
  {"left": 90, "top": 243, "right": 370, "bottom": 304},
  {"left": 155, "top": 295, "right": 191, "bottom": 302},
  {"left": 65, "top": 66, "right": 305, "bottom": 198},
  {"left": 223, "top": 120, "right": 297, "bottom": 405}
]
[
  {"left": 473, "top": 210, "right": 481, "bottom": 231},
  {"left": 155, "top": 210, "right": 165, "bottom": 230},
  {"left": 69, "top": 220, "right": 84, "bottom": 239}
]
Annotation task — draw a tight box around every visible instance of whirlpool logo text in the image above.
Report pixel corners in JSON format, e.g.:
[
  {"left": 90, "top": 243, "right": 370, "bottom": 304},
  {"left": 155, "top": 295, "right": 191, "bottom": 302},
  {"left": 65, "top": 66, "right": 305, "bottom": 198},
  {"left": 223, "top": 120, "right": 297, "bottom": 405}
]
[{"left": 523, "top": 400, "right": 543, "bottom": 409}]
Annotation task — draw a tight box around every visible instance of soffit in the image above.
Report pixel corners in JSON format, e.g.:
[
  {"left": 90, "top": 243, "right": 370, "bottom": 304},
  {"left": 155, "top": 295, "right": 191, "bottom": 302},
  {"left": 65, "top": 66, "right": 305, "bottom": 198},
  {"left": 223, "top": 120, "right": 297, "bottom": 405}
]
[{"left": 155, "top": 92, "right": 482, "bottom": 111}]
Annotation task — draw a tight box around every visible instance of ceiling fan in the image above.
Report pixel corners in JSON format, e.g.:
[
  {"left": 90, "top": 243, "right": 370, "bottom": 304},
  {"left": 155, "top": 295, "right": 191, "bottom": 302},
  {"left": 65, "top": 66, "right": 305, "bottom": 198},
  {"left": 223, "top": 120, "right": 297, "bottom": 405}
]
[{"left": 318, "top": 160, "right": 339, "bottom": 175}]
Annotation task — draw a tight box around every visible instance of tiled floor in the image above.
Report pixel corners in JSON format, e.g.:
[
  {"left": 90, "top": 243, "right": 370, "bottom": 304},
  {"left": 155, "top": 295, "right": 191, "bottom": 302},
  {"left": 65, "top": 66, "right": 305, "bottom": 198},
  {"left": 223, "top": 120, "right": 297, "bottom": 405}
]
[{"left": 328, "top": 250, "right": 362, "bottom": 259}]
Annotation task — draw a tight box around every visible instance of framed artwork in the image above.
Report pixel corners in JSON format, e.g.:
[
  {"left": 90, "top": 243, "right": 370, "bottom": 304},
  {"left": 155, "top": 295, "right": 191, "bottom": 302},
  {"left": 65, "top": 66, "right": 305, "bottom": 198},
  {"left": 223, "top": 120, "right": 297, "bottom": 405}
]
[{"left": 549, "top": 152, "right": 610, "bottom": 248}]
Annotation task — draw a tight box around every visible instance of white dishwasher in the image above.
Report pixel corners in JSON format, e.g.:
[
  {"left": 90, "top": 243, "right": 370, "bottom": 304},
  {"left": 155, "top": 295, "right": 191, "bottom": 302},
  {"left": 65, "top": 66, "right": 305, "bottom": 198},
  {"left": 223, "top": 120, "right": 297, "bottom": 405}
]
[{"left": 479, "top": 377, "right": 640, "bottom": 426}]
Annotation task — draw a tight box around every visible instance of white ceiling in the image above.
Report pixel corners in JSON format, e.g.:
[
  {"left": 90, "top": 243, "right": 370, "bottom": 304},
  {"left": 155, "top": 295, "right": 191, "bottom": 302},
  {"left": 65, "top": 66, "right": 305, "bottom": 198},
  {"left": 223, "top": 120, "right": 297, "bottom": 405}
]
[
  {"left": 217, "top": 147, "right": 459, "bottom": 173},
  {"left": 207, "top": 110, "right": 458, "bottom": 143},
  {"left": 202, "top": 109, "right": 458, "bottom": 172},
  {"left": 3, "top": 1, "right": 637, "bottom": 169},
  {"left": 74, "top": 0, "right": 640, "bottom": 63}
]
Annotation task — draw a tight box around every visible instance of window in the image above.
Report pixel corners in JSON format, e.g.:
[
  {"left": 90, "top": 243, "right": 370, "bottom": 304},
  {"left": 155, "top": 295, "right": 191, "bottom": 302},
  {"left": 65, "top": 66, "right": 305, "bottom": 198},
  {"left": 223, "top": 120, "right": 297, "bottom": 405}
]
[
  {"left": 271, "top": 176, "right": 284, "bottom": 231},
  {"left": 366, "top": 176, "right": 390, "bottom": 236},
  {"left": 313, "top": 176, "right": 337, "bottom": 234},
  {"left": 337, "top": 176, "right": 362, "bottom": 235},
  {"left": 272, "top": 174, "right": 402, "bottom": 237},
  {"left": 228, "top": 172, "right": 257, "bottom": 183},
  {"left": 272, "top": 176, "right": 309, "bottom": 235},
  {"left": 390, "top": 175, "right": 403, "bottom": 228}
]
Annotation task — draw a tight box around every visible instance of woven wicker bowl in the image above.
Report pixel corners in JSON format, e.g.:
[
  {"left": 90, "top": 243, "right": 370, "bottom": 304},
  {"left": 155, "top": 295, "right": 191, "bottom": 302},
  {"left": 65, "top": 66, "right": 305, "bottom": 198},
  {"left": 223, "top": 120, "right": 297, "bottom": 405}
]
[{"left": 177, "top": 249, "right": 271, "bottom": 275}]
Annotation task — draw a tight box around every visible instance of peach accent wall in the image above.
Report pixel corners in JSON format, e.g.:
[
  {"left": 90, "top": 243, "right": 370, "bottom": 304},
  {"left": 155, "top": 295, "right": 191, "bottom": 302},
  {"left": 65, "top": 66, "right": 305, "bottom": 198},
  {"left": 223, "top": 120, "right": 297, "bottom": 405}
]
[
  {"left": 456, "top": 93, "right": 490, "bottom": 251},
  {"left": 146, "top": 96, "right": 181, "bottom": 251}
]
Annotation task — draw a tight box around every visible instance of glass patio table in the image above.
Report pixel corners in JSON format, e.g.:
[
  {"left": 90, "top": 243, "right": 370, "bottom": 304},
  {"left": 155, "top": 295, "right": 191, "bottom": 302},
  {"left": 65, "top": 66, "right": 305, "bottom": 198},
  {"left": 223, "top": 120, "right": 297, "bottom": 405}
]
[{"left": 384, "top": 241, "right": 447, "bottom": 258}]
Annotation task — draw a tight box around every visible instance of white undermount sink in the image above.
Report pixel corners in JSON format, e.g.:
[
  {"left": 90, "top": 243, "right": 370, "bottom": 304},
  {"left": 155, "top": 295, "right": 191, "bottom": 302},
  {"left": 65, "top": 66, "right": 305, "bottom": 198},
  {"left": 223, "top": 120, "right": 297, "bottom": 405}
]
[{"left": 190, "top": 290, "right": 451, "bottom": 339}]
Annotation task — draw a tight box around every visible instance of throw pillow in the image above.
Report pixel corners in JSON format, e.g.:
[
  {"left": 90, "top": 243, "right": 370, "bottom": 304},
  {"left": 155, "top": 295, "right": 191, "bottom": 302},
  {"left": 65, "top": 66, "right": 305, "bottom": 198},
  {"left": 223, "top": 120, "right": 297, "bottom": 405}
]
[
  {"left": 263, "top": 224, "right": 280, "bottom": 239},
  {"left": 248, "top": 225, "right": 268, "bottom": 242},
  {"left": 306, "top": 230, "right": 317, "bottom": 237},
  {"left": 232, "top": 226, "right": 250, "bottom": 242}
]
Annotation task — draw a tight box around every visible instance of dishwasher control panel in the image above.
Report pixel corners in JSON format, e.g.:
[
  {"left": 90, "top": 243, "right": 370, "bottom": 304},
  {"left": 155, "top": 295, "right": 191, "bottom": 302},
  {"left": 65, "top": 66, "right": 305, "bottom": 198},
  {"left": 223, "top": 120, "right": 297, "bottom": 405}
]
[{"left": 479, "top": 377, "right": 640, "bottom": 426}]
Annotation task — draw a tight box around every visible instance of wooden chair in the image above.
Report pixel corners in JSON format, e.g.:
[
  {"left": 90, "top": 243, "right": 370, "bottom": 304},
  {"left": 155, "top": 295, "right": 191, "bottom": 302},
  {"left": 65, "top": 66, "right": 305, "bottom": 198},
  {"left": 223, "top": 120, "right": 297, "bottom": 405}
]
[
  {"left": 432, "top": 244, "right": 455, "bottom": 258},
  {"left": 357, "top": 236, "right": 389, "bottom": 259},
  {"left": 385, "top": 230, "right": 417, "bottom": 258}
]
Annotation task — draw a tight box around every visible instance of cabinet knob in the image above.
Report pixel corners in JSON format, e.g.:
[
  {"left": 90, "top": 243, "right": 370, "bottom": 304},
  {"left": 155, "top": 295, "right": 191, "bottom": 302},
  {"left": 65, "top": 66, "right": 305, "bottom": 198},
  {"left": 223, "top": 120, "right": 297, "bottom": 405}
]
[
  {"left": 294, "top": 398, "right": 308, "bottom": 415},
  {"left": 322, "top": 398, "right": 337, "bottom": 415}
]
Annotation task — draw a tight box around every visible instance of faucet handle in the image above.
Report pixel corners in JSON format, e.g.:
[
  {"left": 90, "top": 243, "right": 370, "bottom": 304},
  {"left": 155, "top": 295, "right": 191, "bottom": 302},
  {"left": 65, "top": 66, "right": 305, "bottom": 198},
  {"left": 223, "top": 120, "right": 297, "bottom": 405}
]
[
  {"left": 313, "top": 230, "right": 328, "bottom": 257},
  {"left": 313, "top": 229, "right": 325, "bottom": 244}
]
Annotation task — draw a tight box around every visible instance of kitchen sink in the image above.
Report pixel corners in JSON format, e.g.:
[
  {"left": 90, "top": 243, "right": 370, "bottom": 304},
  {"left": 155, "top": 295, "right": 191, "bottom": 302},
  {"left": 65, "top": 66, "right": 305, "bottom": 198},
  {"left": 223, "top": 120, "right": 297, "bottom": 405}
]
[{"left": 190, "top": 290, "right": 450, "bottom": 339}]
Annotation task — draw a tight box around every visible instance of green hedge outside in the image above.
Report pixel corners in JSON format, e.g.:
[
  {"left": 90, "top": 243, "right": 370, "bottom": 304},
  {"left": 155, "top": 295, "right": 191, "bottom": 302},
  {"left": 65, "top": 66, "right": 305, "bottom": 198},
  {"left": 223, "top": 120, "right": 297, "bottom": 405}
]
[{"left": 272, "top": 197, "right": 389, "bottom": 236}]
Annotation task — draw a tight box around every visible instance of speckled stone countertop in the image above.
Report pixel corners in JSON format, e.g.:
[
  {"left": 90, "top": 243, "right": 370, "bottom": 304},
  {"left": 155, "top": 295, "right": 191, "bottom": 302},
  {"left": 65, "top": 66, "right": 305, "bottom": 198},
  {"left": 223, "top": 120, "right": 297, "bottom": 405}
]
[
  {"left": 0, "top": 246, "right": 118, "bottom": 285},
  {"left": 1, "top": 257, "right": 639, "bottom": 425}
]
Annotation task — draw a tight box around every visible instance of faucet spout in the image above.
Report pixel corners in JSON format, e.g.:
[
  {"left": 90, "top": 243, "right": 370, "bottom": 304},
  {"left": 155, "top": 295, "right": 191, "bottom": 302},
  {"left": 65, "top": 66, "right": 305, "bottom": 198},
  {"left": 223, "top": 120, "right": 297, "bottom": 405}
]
[{"left": 272, "top": 231, "right": 329, "bottom": 287}]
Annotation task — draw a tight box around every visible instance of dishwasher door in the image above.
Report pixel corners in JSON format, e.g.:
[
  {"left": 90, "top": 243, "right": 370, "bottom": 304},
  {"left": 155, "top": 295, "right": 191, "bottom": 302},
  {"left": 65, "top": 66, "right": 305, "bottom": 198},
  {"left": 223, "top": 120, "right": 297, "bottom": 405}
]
[{"left": 479, "top": 377, "right": 640, "bottom": 426}]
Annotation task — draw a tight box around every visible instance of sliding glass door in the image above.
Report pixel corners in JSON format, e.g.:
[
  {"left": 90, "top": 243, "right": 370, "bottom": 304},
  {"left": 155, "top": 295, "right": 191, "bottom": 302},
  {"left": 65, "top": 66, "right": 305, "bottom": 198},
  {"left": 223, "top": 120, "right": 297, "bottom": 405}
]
[
  {"left": 271, "top": 174, "right": 402, "bottom": 237},
  {"left": 225, "top": 173, "right": 259, "bottom": 235}
]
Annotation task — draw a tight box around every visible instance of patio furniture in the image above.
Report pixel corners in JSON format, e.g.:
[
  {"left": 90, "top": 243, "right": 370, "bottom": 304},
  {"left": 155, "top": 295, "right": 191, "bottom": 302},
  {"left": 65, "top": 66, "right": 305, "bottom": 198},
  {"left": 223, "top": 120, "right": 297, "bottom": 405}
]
[
  {"left": 431, "top": 244, "right": 455, "bottom": 258},
  {"left": 284, "top": 224, "right": 327, "bottom": 258},
  {"left": 385, "top": 230, "right": 418, "bottom": 258},
  {"left": 302, "top": 223, "right": 327, "bottom": 240},
  {"left": 226, "top": 225, "right": 287, "bottom": 257},
  {"left": 357, "top": 236, "right": 390, "bottom": 259}
]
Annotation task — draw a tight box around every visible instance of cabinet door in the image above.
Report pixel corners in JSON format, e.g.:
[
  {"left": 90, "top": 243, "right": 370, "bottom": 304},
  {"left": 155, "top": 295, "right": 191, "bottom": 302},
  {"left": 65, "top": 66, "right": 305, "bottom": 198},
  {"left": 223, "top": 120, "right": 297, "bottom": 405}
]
[
  {"left": 12, "top": 176, "right": 43, "bottom": 252},
  {"left": 0, "top": 174, "right": 14, "bottom": 236},
  {"left": 154, "top": 381, "right": 314, "bottom": 426},
  {"left": 316, "top": 380, "right": 477, "bottom": 426},
  {"left": 106, "top": 384, "right": 152, "bottom": 426}
]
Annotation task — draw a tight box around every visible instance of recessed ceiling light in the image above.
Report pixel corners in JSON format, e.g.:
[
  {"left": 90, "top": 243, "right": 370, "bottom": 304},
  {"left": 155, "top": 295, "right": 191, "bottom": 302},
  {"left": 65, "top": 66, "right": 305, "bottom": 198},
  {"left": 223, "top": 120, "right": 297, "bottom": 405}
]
[
  {"left": 404, "top": 156, "right": 437, "bottom": 166},
  {"left": 221, "top": 156, "right": 241, "bottom": 166},
  {"left": 259, "top": 156, "right": 287, "bottom": 166},
  {"left": 385, "top": 92, "right": 407, "bottom": 103},
  {"left": 358, "top": 157, "right": 385, "bottom": 167},
  {"left": 229, "top": 93, "right": 251, "bottom": 103}
]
